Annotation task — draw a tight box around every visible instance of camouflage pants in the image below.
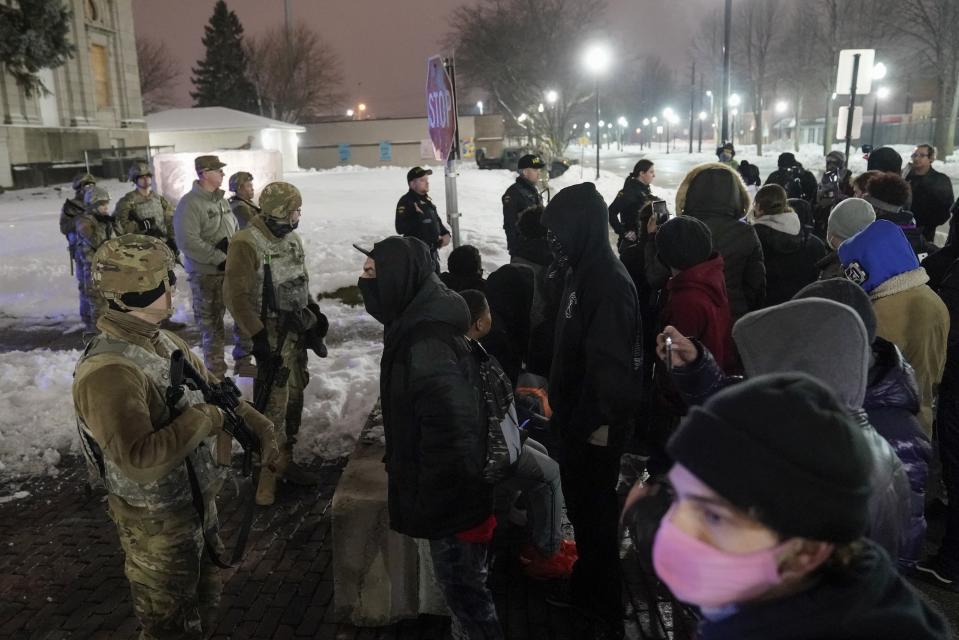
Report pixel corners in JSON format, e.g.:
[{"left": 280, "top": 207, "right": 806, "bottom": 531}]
[
  {"left": 283, "top": 340, "right": 310, "bottom": 447},
  {"left": 79, "top": 268, "right": 108, "bottom": 329},
  {"left": 187, "top": 272, "right": 244, "bottom": 379},
  {"left": 253, "top": 320, "right": 311, "bottom": 452},
  {"left": 110, "top": 507, "right": 223, "bottom": 640}
]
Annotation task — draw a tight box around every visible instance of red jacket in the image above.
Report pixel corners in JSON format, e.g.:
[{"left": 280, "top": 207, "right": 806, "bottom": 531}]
[{"left": 661, "top": 253, "right": 735, "bottom": 372}]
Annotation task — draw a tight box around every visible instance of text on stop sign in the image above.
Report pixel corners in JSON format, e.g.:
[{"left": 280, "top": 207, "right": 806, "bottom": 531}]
[{"left": 428, "top": 91, "right": 452, "bottom": 129}]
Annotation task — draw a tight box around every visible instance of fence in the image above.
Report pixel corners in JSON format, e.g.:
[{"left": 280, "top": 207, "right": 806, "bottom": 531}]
[{"left": 11, "top": 145, "right": 174, "bottom": 189}]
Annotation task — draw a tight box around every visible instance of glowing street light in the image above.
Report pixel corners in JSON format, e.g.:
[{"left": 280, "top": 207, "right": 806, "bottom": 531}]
[
  {"left": 607, "top": 122, "right": 613, "bottom": 129},
  {"left": 775, "top": 100, "right": 788, "bottom": 114},
  {"left": 582, "top": 42, "right": 613, "bottom": 178},
  {"left": 617, "top": 116, "right": 628, "bottom": 127},
  {"left": 598, "top": 119, "right": 605, "bottom": 127},
  {"left": 584, "top": 122, "right": 590, "bottom": 129},
  {"left": 545, "top": 89, "right": 559, "bottom": 104},
  {"left": 538, "top": 103, "right": 545, "bottom": 113},
  {"left": 358, "top": 103, "right": 367, "bottom": 114},
  {"left": 698, "top": 111, "right": 708, "bottom": 121},
  {"left": 651, "top": 116, "right": 658, "bottom": 124},
  {"left": 873, "top": 62, "right": 887, "bottom": 81},
  {"left": 642, "top": 118, "right": 650, "bottom": 126},
  {"left": 662, "top": 108, "right": 676, "bottom": 153},
  {"left": 346, "top": 109, "right": 354, "bottom": 117},
  {"left": 728, "top": 93, "right": 741, "bottom": 108},
  {"left": 476, "top": 100, "right": 484, "bottom": 115},
  {"left": 572, "top": 123, "right": 578, "bottom": 130},
  {"left": 877, "top": 86, "right": 891, "bottom": 100},
  {"left": 517, "top": 113, "right": 528, "bottom": 123},
  {"left": 871, "top": 86, "right": 892, "bottom": 147}
]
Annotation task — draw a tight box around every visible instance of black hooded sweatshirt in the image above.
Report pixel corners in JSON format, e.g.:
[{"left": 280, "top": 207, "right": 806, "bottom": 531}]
[
  {"left": 542, "top": 183, "right": 643, "bottom": 444},
  {"left": 370, "top": 236, "right": 492, "bottom": 539},
  {"left": 699, "top": 540, "right": 951, "bottom": 640}
]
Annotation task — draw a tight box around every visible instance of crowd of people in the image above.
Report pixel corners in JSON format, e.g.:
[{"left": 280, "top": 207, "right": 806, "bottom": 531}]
[
  {"left": 361, "top": 145, "right": 959, "bottom": 639},
  {"left": 64, "top": 143, "right": 959, "bottom": 639}
]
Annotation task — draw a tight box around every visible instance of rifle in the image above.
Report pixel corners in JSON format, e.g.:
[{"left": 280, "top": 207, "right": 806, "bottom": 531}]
[
  {"left": 68, "top": 245, "right": 74, "bottom": 276},
  {"left": 253, "top": 255, "right": 291, "bottom": 414},
  {"left": 168, "top": 349, "right": 261, "bottom": 565}
]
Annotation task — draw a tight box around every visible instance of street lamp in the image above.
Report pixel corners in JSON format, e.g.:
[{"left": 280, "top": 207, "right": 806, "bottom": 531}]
[
  {"left": 729, "top": 93, "right": 741, "bottom": 108},
  {"left": 476, "top": 100, "right": 483, "bottom": 115},
  {"left": 871, "top": 86, "right": 891, "bottom": 148},
  {"left": 583, "top": 42, "right": 613, "bottom": 179},
  {"left": 538, "top": 103, "right": 545, "bottom": 113},
  {"left": 663, "top": 108, "right": 675, "bottom": 153},
  {"left": 358, "top": 103, "right": 367, "bottom": 118},
  {"left": 775, "top": 100, "right": 789, "bottom": 140},
  {"left": 545, "top": 89, "right": 559, "bottom": 104},
  {"left": 346, "top": 109, "right": 354, "bottom": 118},
  {"left": 873, "top": 62, "right": 887, "bottom": 81},
  {"left": 698, "top": 111, "right": 707, "bottom": 152},
  {"left": 730, "top": 108, "right": 739, "bottom": 145}
]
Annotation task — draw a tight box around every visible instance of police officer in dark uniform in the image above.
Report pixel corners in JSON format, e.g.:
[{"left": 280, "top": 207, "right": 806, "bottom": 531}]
[
  {"left": 502, "top": 154, "right": 545, "bottom": 257},
  {"left": 395, "top": 166, "right": 450, "bottom": 273},
  {"left": 608, "top": 159, "right": 656, "bottom": 252}
]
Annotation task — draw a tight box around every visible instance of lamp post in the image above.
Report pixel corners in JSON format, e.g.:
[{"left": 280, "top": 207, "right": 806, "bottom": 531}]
[
  {"left": 358, "top": 103, "right": 367, "bottom": 119},
  {"left": 698, "top": 111, "right": 707, "bottom": 152},
  {"left": 663, "top": 107, "right": 675, "bottom": 153},
  {"left": 775, "top": 100, "right": 788, "bottom": 141},
  {"left": 871, "top": 86, "right": 890, "bottom": 148},
  {"left": 583, "top": 43, "right": 612, "bottom": 180},
  {"left": 346, "top": 108, "right": 354, "bottom": 119},
  {"left": 728, "top": 94, "right": 741, "bottom": 146},
  {"left": 476, "top": 100, "right": 483, "bottom": 115}
]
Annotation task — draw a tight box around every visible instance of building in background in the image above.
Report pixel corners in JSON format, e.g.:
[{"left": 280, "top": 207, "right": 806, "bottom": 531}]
[
  {"left": 145, "top": 107, "right": 305, "bottom": 173},
  {"left": 0, "top": 0, "right": 147, "bottom": 189}
]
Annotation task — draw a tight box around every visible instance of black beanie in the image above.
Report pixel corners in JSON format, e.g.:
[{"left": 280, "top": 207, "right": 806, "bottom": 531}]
[
  {"left": 447, "top": 244, "right": 482, "bottom": 277},
  {"left": 792, "top": 278, "right": 877, "bottom": 344},
  {"left": 667, "top": 372, "right": 873, "bottom": 543},
  {"left": 778, "top": 152, "right": 797, "bottom": 169},
  {"left": 867, "top": 146, "right": 903, "bottom": 174},
  {"left": 656, "top": 216, "right": 713, "bottom": 270}
]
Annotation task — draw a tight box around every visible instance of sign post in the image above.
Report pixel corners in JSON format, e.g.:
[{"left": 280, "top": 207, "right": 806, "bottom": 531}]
[
  {"left": 426, "top": 55, "right": 461, "bottom": 247},
  {"left": 835, "top": 49, "right": 875, "bottom": 161}
]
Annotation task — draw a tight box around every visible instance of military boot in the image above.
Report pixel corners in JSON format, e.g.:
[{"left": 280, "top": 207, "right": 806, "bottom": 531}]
[
  {"left": 159, "top": 318, "right": 187, "bottom": 331},
  {"left": 255, "top": 450, "right": 288, "bottom": 506}
]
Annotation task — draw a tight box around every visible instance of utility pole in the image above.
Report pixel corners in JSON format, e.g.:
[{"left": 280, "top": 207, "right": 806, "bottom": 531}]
[
  {"left": 720, "top": 0, "right": 732, "bottom": 144},
  {"left": 844, "top": 54, "right": 861, "bottom": 162},
  {"left": 689, "top": 61, "right": 696, "bottom": 154}
]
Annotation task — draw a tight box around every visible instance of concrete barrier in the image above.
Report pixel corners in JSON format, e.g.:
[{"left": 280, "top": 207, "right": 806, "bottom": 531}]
[{"left": 331, "top": 407, "right": 447, "bottom": 626}]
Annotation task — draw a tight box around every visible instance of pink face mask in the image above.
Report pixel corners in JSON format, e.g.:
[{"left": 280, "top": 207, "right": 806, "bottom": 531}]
[{"left": 652, "top": 514, "right": 788, "bottom": 609}]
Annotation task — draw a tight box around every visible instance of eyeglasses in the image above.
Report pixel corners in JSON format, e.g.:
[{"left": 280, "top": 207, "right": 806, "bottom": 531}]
[{"left": 911, "top": 153, "right": 930, "bottom": 158}]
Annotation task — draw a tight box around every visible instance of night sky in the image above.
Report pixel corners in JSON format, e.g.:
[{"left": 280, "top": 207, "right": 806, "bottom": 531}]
[{"left": 133, "top": 0, "right": 712, "bottom": 118}]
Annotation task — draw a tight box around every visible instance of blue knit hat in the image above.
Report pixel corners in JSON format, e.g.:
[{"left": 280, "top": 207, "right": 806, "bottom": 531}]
[{"left": 838, "top": 219, "right": 919, "bottom": 293}]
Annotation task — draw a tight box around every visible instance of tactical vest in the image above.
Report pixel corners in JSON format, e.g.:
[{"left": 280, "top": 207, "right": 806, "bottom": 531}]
[
  {"left": 75, "top": 331, "right": 225, "bottom": 512},
  {"left": 131, "top": 193, "right": 165, "bottom": 231},
  {"left": 77, "top": 214, "right": 122, "bottom": 269},
  {"left": 247, "top": 225, "right": 309, "bottom": 316}
]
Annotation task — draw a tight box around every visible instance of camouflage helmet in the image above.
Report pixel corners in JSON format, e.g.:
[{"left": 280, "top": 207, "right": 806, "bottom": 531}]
[
  {"left": 72, "top": 172, "right": 96, "bottom": 192},
  {"left": 92, "top": 235, "right": 176, "bottom": 304},
  {"left": 258, "top": 182, "right": 302, "bottom": 220},
  {"left": 128, "top": 160, "right": 152, "bottom": 183},
  {"left": 228, "top": 171, "right": 253, "bottom": 193},
  {"left": 84, "top": 186, "right": 111, "bottom": 208}
]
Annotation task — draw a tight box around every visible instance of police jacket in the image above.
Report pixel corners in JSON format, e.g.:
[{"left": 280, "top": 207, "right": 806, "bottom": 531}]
[
  {"left": 502, "top": 176, "right": 542, "bottom": 254},
  {"left": 395, "top": 190, "right": 449, "bottom": 250},
  {"left": 608, "top": 178, "right": 653, "bottom": 237}
]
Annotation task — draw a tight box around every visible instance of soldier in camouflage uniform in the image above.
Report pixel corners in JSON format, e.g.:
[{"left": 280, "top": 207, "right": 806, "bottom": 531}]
[
  {"left": 224, "top": 182, "right": 329, "bottom": 504},
  {"left": 228, "top": 171, "right": 260, "bottom": 230},
  {"left": 61, "top": 172, "right": 96, "bottom": 317},
  {"left": 76, "top": 187, "right": 123, "bottom": 329},
  {"left": 173, "top": 155, "right": 243, "bottom": 379},
  {"left": 72, "top": 234, "right": 277, "bottom": 639}
]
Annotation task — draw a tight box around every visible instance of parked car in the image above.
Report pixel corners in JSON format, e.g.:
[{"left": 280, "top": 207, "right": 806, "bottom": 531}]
[{"left": 476, "top": 147, "right": 572, "bottom": 178}]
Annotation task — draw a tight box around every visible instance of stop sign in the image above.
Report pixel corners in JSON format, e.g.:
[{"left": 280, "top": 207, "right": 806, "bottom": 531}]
[{"left": 426, "top": 56, "right": 457, "bottom": 161}]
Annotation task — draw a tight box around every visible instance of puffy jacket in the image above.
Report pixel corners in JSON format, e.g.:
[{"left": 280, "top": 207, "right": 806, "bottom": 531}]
[
  {"left": 864, "top": 337, "right": 932, "bottom": 568},
  {"left": 676, "top": 163, "right": 766, "bottom": 319},
  {"left": 373, "top": 236, "right": 491, "bottom": 539},
  {"left": 752, "top": 212, "right": 827, "bottom": 306},
  {"left": 608, "top": 177, "right": 653, "bottom": 238},
  {"left": 670, "top": 298, "right": 912, "bottom": 560}
]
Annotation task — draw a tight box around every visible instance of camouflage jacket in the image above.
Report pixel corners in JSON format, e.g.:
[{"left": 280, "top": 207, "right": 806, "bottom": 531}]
[
  {"left": 59, "top": 197, "right": 86, "bottom": 241},
  {"left": 75, "top": 213, "right": 123, "bottom": 269},
  {"left": 114, "top": 189, "right": 174, "bottom": 240},
  {"left": 229, "top": 196, "right": 260, "bottom": 230},
  {"left": 73, "top": 311, "right": 227, "bottom": 519}
]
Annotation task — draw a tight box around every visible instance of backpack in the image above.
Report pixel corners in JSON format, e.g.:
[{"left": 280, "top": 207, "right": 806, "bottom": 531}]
[{"left": 472, "top": 340, "right": 522, "bottom": 484}]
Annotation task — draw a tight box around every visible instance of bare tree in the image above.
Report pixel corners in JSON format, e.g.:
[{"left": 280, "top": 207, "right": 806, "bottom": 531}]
[
  {"left": 890, "top": 0, "right": 959, "bottom": 157},
  {"left": 136, "top": 37, "right": 179, "bottom": 114},
  {"left": 246, "top": 24, "right": 345, "bottom": 123},
  {"left": 446, "top": 0, "right": 606, "bottom": 158},
  {"left": 732, "top": 0, "right": 788, "bottom": 156}
]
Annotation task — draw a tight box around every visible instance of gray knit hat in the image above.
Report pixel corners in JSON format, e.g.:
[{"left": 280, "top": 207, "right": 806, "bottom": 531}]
[{"left": 827, "top": 198, "right": 876, "bottom": 244}]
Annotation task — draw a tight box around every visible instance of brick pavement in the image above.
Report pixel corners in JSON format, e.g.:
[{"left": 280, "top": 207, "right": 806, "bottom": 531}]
[{"left": 0, "top": 454, "right": 691, "bottom": 640}]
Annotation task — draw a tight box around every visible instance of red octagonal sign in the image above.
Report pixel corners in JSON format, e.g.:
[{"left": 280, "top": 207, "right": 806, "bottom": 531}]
[{"left": 426, "top": 56, "right": 456, "bottom": 162}]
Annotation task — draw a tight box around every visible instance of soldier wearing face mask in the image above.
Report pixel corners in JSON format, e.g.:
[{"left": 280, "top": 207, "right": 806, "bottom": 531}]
[
  {"left": 224, "top": 182, "right": 328, "bottom": 503},
  {"left": 626, "top": 373, "right": 949, "bottom": 640}
]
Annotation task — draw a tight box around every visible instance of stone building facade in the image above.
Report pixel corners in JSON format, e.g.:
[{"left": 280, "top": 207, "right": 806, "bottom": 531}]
[{"left": 0, "top": 0, "right": 148, "bottom": 188}]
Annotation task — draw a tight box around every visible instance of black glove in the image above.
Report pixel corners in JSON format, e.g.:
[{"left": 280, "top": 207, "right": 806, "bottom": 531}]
[
  {"left": 214, "top": 237, "right": 229, "bottom": 254},
  {"left": 307, "top": 302, "right": 329, "bottom": 338},
  {"left": 305, "top": 331, "right": 328, "bottom": 358},
  {"left": 288, "top": 308, "right": 317, "bottom": 333},
  {"left": 216, "top": 260, "right": 226, "bottom": 272},
  {"left": 251, "top": 329, "right": 271, "bottom": 366},
  {"left": 166, "top": 238, "right": 179, "bottom": 257}
]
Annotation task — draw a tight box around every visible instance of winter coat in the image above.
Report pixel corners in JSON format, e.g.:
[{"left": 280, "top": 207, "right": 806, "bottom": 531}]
[
  {"left": 752, "top": 211, "right": 828, "bottom": 306},
  {"left": 439, "top": 271, "right": 486, "bottom": 293},
  {"left": 502, "top": 176, "right": 546, "bottom": 261},
  {"left": 229, "top": 196, "right": 260, "bottom": 230},
  {"left": 608, "top": 177, "right": 653, "bottom": 238},
  {"left": 866, "top": 196, "right": 938, "bottom": 258},
  {"left": 375, "top": 237, "right": 491, "bottom": 538},
  {"left": 907, "top": 166, "right": 954, "bottom": 234},
  {"left": 542, "top": 185, "right": 642, "bottom": 444},
  {"left": 870, "top": 268, "right": 950, "bottom": 437},
  {"left": 676, "top": 163, "right": 766, "bottom": 319},
  {"left": 817, "top": 250, "right": 844, "bottom": 280},
  {"left": 659, "top": 252, "right": 734, "bottom": 372},
  {"left": 864, "top": 337, "right": 932, "bottom": 568},
  {"left": 764, "top": 166, "right": 818, "bottom": 203},
  {"left": 698, "top": 540, "right": 951, "bottom": 640},
  {"left": 482, "top": 264, "right": 534, "bottom": 387},
  {"left": 114, "top": 189, "right": 174, "bottom": 241},
  {"left": 671, "top": 299, "right": 912, "bottom": 561},
  {"left": 173, "top": 181, "right": 236, "bottom": 275},
  {"left": 394, "top": 189, "right": 449, "bottom": 250}
]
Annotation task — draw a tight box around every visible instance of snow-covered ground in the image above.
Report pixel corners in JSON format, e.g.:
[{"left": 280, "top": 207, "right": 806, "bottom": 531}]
[{"left": 3, "top": 141, "right": 952, "bottom": 484}]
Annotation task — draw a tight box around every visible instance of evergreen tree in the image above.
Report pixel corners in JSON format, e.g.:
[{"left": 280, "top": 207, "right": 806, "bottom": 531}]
[
  {"left": 0, "top": 0, "right": 74, "bottom": 96},
  {"left": 190, "top": 0, "right": 257, "bottom": 113}
]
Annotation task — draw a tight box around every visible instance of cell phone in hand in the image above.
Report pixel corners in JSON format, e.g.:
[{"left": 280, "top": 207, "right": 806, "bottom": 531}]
[
  {"left": 665, "top": 336, "right": 674, "bottom": 374},
  {"left": 653, "top": 200, "right": 669, "bottom": 225}
]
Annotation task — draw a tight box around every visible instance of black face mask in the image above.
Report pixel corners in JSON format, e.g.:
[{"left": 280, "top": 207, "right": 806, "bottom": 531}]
[
  {"left": 265, "top": 217, "right": 298, "bottom": 238},
  {"left": 546, "top": 229, "right": 570, "bottom": 280},
  {"left": 357, "top": 277, "right": 388, "bottom": 324}
]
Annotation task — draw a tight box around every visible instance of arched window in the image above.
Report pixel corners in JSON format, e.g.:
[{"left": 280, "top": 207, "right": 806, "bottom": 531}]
[{"left": 84, "top": 0, "right": 98, "bottom": 22}]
